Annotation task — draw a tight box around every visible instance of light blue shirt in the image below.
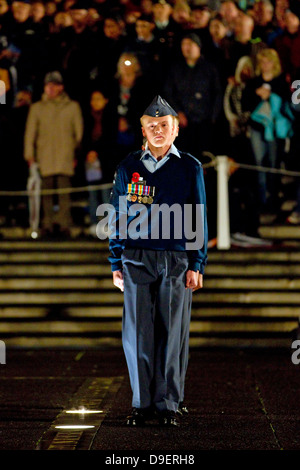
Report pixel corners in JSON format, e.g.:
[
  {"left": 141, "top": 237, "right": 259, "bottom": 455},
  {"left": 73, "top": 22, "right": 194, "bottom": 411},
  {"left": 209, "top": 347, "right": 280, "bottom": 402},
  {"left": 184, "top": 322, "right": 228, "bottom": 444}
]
[{"left": 140, "top": 144, "right": 181, "bottom": 173}]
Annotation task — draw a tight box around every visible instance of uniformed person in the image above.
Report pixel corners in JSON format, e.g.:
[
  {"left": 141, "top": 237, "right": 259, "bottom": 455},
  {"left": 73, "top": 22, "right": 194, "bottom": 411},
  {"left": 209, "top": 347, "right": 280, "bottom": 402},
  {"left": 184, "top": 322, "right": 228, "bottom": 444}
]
[{"left": 108, "top": 96, "right": 208, "bottom": 427}]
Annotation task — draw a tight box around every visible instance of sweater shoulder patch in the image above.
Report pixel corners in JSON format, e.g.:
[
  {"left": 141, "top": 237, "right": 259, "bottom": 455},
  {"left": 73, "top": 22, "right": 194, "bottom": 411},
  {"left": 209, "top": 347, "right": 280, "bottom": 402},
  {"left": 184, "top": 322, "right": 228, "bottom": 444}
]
[{"left": 179, "top": 151, "right": 203, "bottom": 167}]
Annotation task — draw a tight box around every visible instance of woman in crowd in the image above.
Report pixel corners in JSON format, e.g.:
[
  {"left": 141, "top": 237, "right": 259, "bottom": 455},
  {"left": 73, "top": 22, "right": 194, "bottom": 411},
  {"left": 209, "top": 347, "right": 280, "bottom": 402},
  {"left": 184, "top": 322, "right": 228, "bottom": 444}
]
[
  {"left": 108, "top": 52, "right": 154, "bottom": 161},
  {"left": 243, "top": 48, "right": 293, "bottom": 215}
]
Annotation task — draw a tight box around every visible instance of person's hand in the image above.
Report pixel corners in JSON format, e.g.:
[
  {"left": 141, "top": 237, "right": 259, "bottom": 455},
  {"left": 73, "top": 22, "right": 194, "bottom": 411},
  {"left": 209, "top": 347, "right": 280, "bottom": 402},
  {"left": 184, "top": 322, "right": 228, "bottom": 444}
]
[
  {"left": 186, "top": 270, "right": 202, "bottom": 291},
  {"left": 193, "top": 273, "right": 203, "bottom": 291},
  {"left": 27, "top": 158, "right": 35, "bottom": 167},
  {"left": 113, "top": 270, "right": 124, "bottom": 292}
]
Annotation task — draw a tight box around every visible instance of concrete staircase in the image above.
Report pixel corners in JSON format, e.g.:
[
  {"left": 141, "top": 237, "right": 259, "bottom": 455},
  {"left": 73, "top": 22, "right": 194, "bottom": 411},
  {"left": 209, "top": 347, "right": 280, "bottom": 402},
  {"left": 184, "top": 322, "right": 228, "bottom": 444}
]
[{"left": 0, "top": 224, "right": 299, "bottom": 349}]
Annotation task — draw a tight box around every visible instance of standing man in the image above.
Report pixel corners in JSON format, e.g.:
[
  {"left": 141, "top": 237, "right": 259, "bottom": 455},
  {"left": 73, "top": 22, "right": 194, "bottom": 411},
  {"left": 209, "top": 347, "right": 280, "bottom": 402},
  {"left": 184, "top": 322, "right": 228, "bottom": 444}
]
[
  {"left": 24, "top": 71, "right": 83, "bottom": 237},
  {"left": 163, "top": 32, "right": 222, "bottom": 158},
  {"left": 108, "top": 96, "right": 207, "bottom": 427}
]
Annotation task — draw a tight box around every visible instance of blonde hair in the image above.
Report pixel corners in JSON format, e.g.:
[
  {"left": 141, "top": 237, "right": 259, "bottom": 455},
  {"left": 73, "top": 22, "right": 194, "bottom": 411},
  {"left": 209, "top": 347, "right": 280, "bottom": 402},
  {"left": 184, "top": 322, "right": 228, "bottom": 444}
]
[
  {"left": 256, "top": 48, "right": 282, "bottom": 78},
  {"left": 140, "top": 114, "right": 179, "bottom": 127},
  {"left": 235, "top": 55, "right": 254, "bottom": 84}
]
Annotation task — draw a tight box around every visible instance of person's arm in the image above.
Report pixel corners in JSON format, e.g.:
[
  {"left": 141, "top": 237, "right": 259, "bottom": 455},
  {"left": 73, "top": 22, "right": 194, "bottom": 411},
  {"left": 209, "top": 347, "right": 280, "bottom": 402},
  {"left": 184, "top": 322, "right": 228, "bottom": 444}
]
[
  {"left": 186, "top": 162, "right": 208, "bottom": 276},
  {"left": 24, "top": 104, "right": 38, "bottom": 166},
  {"left": 108, "top": 165, "right": 127, "bottom": 277}
]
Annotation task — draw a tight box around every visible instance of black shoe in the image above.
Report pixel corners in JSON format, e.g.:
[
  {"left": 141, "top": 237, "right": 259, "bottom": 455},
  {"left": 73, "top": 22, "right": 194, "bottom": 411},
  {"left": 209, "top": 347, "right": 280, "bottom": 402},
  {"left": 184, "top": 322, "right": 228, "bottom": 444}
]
[
  {"left": 126, "top": 407, "right": 150, "bottom": 426},
  {"left": 158, "top": 410, "right": 179, "bottom": 427},
  {"left": 177, "top": 402, "right": 189, "bottom": 417}
]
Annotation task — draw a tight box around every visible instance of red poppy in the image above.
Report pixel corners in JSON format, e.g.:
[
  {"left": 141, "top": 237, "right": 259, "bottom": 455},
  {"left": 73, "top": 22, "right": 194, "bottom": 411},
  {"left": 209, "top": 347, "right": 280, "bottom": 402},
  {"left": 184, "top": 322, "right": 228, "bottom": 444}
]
[{"left": 132, "top": 172, "right": 140, "bottom": 183}]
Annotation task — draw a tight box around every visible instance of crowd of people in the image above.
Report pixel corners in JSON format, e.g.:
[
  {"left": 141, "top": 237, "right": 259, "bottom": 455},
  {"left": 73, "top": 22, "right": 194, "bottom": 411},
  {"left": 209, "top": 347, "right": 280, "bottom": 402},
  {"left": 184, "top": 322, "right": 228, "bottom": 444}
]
[{"left": 0, "top": 0, "right": 300, "bottom": 243}]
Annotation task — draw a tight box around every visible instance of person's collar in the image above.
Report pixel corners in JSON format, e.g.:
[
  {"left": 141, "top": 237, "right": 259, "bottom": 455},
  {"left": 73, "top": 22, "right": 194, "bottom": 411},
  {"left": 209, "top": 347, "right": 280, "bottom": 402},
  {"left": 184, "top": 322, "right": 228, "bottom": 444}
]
[
  {"left": 155, "top": 20, "right": 169, "bottom": 29},
  {"left": 140, "top": 142, "right": 181, "bottom": 161},
  {"left": 137, "top": 34, "right": 154, "bottom": 43}
]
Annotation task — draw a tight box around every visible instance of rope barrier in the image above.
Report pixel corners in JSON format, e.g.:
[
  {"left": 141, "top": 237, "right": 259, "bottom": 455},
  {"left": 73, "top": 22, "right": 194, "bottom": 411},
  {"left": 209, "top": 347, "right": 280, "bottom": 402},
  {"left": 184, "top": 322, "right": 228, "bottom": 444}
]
[
  {"left": 229, "top": 161, "right": 300, "bottom": 177},
  {"left": 0, "top": 156, "right": 299, "bottom": 197},
  {"left": 0, "top": 182, "right": 113, "bottom": 197}
]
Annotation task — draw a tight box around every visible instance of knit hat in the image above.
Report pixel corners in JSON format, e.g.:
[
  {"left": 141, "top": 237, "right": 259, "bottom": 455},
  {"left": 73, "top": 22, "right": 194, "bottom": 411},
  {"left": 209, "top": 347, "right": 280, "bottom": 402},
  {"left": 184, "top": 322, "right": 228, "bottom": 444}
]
[
  {"left": 44, "top": 71, "right": 64, "bottom": 85},
  {"left": 182, "top": 32, "right": 202, "bottom": 48}
]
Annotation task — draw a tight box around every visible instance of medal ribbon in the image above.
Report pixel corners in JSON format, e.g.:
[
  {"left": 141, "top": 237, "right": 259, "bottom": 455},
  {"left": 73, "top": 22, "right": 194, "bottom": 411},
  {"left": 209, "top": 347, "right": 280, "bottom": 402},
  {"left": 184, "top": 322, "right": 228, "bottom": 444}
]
[{"left": 127, "top": 184, "right": 155, "bottom": 198}]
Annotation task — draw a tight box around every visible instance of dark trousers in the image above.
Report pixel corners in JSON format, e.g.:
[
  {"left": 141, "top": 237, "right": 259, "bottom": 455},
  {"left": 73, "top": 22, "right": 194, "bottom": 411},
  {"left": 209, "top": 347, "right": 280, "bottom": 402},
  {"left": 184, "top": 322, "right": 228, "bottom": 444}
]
[
  {"left": 121, "top": 248, "right": 192, "bottom": 412},
  {"left": 41, "top": 175, "right": 72, "bottom": 231}
]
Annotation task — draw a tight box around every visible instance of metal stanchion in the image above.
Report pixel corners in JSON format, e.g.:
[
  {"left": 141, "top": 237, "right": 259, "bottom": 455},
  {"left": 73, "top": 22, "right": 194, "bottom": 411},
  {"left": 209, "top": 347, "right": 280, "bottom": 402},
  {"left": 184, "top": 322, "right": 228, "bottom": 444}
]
[{"left": 216, "top": 155, "right": 231, "bottom": 250}]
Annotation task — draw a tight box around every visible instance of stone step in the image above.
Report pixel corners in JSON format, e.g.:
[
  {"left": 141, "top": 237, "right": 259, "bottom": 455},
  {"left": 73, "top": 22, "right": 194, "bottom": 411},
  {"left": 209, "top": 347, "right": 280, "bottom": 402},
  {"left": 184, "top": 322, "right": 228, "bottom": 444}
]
[
  {"left": 0, "top": 319, "right": 296, "bottom": 335},
  {"left": 2, "top": 224, "right": 300, "bottom": 240},
  {"left": 2, "top": 336, "right": 292, "bottom": 349},
  {"left": 0, "top": 252, "right": 108, "bottom": 263},
  {"left": 259, "top": 225, "right": 300, "bottom": 239},
  {"left": 2, "top": 263, "right": 300, "bottom": 277},
  {"left": 0, "top": 241, "right": 107, "bottom": 251},
  {"left": 0, "top": 265, "right": 112, "bottom": 276},
  {"left": 0, "top": 305, "right": 299, "bottom": 318},
  {"left": 0, "top": 290, "right": 299, "bottom": 305},
  {"left": 1, "top": 277, "right": 300, "bottom": 290},
  {"left": 0, "top": 244, "right": 299, "bottom": 263},
  {"left": 0, "top": 237, "right": 298, "bottom": 348}
]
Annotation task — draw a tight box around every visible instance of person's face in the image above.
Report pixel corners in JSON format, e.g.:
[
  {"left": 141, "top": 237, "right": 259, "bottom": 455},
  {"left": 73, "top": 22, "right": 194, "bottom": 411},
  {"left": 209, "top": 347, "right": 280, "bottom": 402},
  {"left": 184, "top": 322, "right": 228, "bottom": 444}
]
[
  {"left": 234, "top": 15, "right": 253, "bottom": 38},
  {"left": 141, "top": 115, "right": 178, "bottom": 150},
  {"left": 255, "top": 3, "right": 273, "bottom": 25},
  {"left": 141, "top": 0, "right": 153, "bottom": 15},
  {"left": 31, "top": 2, "right": 45, "bottom": 21},
  {"left": 118, "top": 58, "right": 138, "bottom": 87},
  {"left": 0, "top": 0, "right": 8, "bottom": 15},
  {"left": 15, "top": 90, "right": 32, "bottom": 107},
  {"left": 12, "top": 1, "right": 31, "bottom": 22},
  {"left": 173, "top": 6, "right": 190, "bottom": 24},
  {"left": 191, "top": 9, "right": 210, "bottom": 28},
  {"left": 259, "top": 55, "right": 274, "bottom": 74},
  {"left": 104, "top": 18, "right": 122, "bottom": 39},
  {"left": 44, "top": 82, "right": 64, "bottom": 99},
  {"left": 90, "top": 91, "right": 108, "bottom": 111},
  {"left": 54, "top": 11, "right": 72, "bottom": 28},
  {"left": 209, "top": 19, "right": 227, "bottom": 41},
  {"left": 220, "top": 1, "right": 238, "bottom": 22},
  {"left": 152, "top": 3, "right": 171, "bottom": 22},
  {"left": 45, "top": 1, "right": 56, "bottom": 16},
  {"left": 135, "top": 19, "right": 154, "bottom": 39},
  {"left": 181, "top": 38, "right": 201, "bottom": 62},
  {"left": 70, "top": 8, "right": 88, "bottom": 25},
  {"left": 285, "top": 11, "right": 299, "bottom": 32}
]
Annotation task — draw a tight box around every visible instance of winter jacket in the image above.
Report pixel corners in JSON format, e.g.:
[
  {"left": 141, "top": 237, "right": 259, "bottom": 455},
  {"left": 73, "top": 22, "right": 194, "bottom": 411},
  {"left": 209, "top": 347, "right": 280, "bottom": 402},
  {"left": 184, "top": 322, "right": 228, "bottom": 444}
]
[
  {"left": 163, "top": 56, "right": 222, "bottom": 124},
  {"left": 24, "top": 92, "right": 83, "bottom": 177},
  {"left": 251, "top": 92, "right": 294, "bottom": 141}
]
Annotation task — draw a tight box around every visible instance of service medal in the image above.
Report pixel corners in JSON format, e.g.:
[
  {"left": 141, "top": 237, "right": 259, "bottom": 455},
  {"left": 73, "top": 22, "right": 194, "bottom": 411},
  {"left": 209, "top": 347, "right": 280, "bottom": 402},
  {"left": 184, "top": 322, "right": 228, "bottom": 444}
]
[{"left": 131, "top": 195, "right": 137, "bottom": 202}]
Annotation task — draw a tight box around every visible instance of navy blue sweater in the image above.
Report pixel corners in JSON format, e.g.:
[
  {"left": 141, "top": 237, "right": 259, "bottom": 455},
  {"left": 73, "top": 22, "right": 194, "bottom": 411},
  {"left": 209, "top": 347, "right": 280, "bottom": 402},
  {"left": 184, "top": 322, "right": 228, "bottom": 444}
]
[{"left": 108, "top": 150, "right": 208, "bottom": 273}]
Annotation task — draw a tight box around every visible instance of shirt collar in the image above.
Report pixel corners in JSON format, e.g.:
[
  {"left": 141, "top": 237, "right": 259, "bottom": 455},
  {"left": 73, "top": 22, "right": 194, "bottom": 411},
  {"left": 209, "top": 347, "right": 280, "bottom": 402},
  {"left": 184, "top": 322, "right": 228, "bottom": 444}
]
[{"left": 140, "top": 143, "right": 181, "bottom": 161}]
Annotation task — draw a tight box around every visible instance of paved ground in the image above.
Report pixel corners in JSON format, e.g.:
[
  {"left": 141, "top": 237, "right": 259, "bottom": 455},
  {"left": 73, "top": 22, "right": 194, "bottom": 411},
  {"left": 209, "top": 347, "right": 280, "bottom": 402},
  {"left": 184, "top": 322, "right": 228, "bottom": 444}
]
[{"left": 0, "top": 346, "right": 299, "bottom": 455}]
